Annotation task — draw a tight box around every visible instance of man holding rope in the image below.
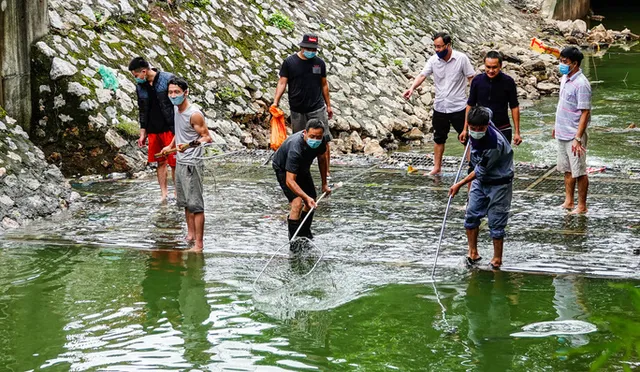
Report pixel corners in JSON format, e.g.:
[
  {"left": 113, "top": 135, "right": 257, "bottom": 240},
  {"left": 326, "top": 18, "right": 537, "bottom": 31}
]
[
  {"left": 448, "top": 107, "right": 514, "bottom": 270},
  {"left": 272, "top": 119, "right": 331, "bottom": 240},
  {"left": 160, "top": 77, "right": 212, "bottom": 252}
]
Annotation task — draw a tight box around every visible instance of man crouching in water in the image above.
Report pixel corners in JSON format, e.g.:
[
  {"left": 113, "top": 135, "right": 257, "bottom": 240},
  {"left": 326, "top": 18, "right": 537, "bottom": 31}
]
[
  {"left": 449, "top": 106, "right": 514, "bottom": 270},
  {"left": 272, "top": 119, "right": 331, "bottom": 241},
  {"left": 161, "top": 77, "right": 212, "bottom": 251}
]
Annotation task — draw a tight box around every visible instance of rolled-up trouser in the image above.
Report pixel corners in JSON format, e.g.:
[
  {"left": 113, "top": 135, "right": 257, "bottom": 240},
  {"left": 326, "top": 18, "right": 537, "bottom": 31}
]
[
  {"left": 464, "top": 180, "right": 513, "bottom": 239},
  {"left": 290, "top": 106, "right": 332, "bottom": 142},
  {"left": 176, "top": 163, "right": 205, "bottom": 213}
]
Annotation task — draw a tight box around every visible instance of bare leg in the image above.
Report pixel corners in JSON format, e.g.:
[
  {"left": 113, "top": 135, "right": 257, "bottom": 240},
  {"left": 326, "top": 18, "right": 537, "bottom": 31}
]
[
  {"left": 466, "top": 227, "right": 480, "bottom": 260},
  {"left": 325, "top": 142, "right": 331, "bottom": 178},
  {"left": 430, "top": 143, "right": 445, "bottom": 175},
  {"left": 561, "top": 172, "right": 576, "bottom": 209},
  {"left": 570, "top": 175, "right": 589, "bottom": 214},
  {"left": 157, "top": 160, "right": 168, "bottom": 201},
  {"left": 192, "top": 212, "right": 205, "bottom": 251},
  {"left": 185, "top": 209, "right": 195, "bottom": 242},
  {"left": 490, "top": 238, "right": 504, "bottom": 268},
  {"left": 171, "top": 166, "right": 176, "bottom": 197},
  {"left": 290, "top": 197, "right": 304, "bottom": 220}
]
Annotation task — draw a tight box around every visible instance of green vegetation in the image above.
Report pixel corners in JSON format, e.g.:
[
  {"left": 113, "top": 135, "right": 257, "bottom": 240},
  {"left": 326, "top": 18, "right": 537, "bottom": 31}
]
[
  {"left": 216, "top": 86, "right": 242, "bottom": 102},
  {"left": 393, "top": 59, "right": 403, "bottom": 67},
  {"left": 115, "top": 121, "right": 140, "bottom": 137},
  {"left": 268, "top": 11, "right": 295, "bottom": 32},
  {"left": 182, "top": 0, "right": 212, "bottom": 10},
  {"left": 0, "top": 106, "right": 6, "bottom": 119}
]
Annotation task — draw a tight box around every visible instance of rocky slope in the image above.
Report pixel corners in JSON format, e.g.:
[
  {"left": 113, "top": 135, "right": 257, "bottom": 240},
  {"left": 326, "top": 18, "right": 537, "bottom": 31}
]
[
  {"left": 32, "top": 0, "right": 561, "bottom": 176},
  {"left": 0, "top": 110, "right": 78, "bottom": 231}
]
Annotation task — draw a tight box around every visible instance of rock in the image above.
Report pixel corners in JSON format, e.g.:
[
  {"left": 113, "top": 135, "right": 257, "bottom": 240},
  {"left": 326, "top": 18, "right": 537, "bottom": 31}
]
[
  {"left": 79, "top": 4, "right": 97, "bottom": 22},
  {"left": 2, "top": 217, "right": 20, "bottom": 230},
  {"left": 536, "top": 82, "right": 558, "bottom": 93},
  {"left": 350, "top": 131, "right": 364, "bottom": 152},
  {"left": 120, "top": 0, "right": 134, "bottom": 14},
  {"left": 36, "top": 41, "right": 56, "bottom": 58},
  {"left": 50, "top": 58, "right": 78, "bottom": 80},
  {"left": 522, "top": 60, "right": 546, "bottom": 72},
  {"left": 67, "top": 82, "right": 91, "bottom": 96},
  {"left": 333, "top": 117, "right": 350, "bottom": 131},
  {"left": 105, "top": 129, "right": 128, "bottom": 149},
  {"left": 364, "top": 140, "right": 386, "bottom": 157},
  {"left": 0, "top": 167, "right": 5, "bottom": 178},
  {"left": 571, "top": 20, "right": 587, "bottom": 34},
  {"left": 49, "top": 9, "right": 65, "bottom": 30},
  {"left": 403, "top": 127, "right": 424, "bottom": 140}
]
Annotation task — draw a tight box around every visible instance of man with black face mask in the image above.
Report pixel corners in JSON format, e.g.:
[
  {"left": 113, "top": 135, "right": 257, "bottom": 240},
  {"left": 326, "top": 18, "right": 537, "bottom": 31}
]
[
  {"left": 403, "top": 32, "right": 475, "bottom": 175},
  {"left": 449, "top": 107, "right": 514, "bottom": 270},
  {"left": 272, "top": 34, "right": 333, "bottom": 179}
]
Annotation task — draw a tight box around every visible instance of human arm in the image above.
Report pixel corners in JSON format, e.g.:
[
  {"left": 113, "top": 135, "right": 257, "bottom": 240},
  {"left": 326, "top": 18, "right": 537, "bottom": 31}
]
[
  {"left": 179, "top": 112, "right": 212, "bottom": 151},
  {"left": 508, "top": 79, "right": 522, "bottom": 145},
  {"left": 572, "top": 109, "right": 590, "bottom": 157},
  {"left": 449, "top": 170, "right": 477, "bottom": 197},
  {"left": 286, "top": 171, "right": 317, "bottom": 209},
  {"left": 136, "top": 90, "right": 148, "bottom": 147},
  {"left": 318, "top": 151, "right": 331, "bottom": 194},
  {"left": 403, "top": 59, "right": 431, "bottom": 99},
  {"left": 512, "top": 106, "right": 522, "bottom": 145},
  {"left": 272, "top": 76, "right": 288, "bottom": 108},
  {"left": 321, "top": 77, "right": 333, "bottom": 119}
]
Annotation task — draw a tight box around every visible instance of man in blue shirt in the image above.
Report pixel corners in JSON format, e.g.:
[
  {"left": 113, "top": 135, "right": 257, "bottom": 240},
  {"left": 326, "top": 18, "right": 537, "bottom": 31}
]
[
  {"left": 461, "top": 51, "right": 521, "bottom": 145},
  {"left": 449, "top": 106, "right": 514, "bottom": 270}
]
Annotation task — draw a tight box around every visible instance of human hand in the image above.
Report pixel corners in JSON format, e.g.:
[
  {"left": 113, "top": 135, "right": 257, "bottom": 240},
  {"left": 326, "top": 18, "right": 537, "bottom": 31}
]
[
  {"left": 177, "top": 143, "right": 190, "bottom": 152},
  {"left": 326, "top": 105, "right": 334, "bottom": 120},
  {"left": 448, "top": 182, "right": 462, "bottom": 198},
  {"left": 551, "top": 129, "right": 555, "bottom": 139},
  {"left": 513, "top": 133, "right": 523, "bottom": 146},
  {"left": 459, "top": 130, "right": 468, "bottom": 143},
  {"left": 160, "top": 146, "right": 173, "bottom": 156},
  {"left": 322, "top": 183, "right": 332, "bottom": 195},
  {"left": 137, "top": 135, "right": 146, "bottom": 148},
  {"left": 304, "top": 196, "right": 317, "bottom": 210},
  {"left": 572, "top": 139, "right": 586, "bottom": 157},
  {"left": 402, "top": 88, "right": 414, "bottom": 100}
]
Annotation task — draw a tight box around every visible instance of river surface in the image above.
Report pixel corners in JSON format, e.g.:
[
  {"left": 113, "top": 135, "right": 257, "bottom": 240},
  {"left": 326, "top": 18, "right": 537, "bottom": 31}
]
[{"left": 2, "top": 32, "right": 640, "bottom": 372}]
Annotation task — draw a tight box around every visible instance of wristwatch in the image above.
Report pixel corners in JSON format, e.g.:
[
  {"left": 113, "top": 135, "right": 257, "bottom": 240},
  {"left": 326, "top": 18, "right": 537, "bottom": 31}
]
[{"left": 573, "top": 137, "right": 582, "bottom": 143}]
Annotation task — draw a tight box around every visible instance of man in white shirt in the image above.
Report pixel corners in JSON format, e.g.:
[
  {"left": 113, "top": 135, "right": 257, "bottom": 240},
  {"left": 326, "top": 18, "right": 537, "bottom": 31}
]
[{"left": 403, "top": 32, "right": 475, "bottom": 175}]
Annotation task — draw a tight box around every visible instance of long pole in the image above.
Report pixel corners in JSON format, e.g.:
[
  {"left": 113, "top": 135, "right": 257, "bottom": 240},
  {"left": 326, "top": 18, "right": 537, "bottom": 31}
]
[{"left": 431, "top": 142, "right": 471, "bottom": 278}]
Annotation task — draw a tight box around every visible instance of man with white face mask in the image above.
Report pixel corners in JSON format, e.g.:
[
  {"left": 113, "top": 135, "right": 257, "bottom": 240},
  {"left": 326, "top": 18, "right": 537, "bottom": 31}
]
[{"left": 449, "top": 106, "right": 514, "bottom": 270}]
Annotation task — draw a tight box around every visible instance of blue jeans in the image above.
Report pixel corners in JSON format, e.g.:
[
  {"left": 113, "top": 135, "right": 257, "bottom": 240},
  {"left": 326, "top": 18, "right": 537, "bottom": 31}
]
[{"left": 464, "top": 181, "right": 513, "bottom": 239}]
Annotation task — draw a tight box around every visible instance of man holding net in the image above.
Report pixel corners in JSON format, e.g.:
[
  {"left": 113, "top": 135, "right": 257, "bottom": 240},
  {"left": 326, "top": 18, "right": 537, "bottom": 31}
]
[{"left": 272, "top": 119, "right": 331, "bottom": 241}]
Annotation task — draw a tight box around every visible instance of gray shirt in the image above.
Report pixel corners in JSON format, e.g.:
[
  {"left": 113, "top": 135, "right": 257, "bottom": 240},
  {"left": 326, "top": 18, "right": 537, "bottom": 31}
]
[
  {"left": 420, "top": 50, "right": 475, "bottom": 113},
  {"left": 174, "top": 104, "right": 204, "bottom": 165}
]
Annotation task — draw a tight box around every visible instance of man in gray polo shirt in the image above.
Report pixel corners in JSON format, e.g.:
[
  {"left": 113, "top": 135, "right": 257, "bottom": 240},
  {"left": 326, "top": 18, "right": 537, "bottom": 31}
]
[{"left": 403, "top": 32, "right": 475, "bottom": 175}]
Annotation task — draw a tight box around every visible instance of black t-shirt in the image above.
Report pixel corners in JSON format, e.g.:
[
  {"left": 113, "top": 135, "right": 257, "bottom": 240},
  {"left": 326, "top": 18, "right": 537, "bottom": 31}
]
[
  {"left": 272, "top": 132, "right": 327, "bottom": 174},
  {"left": 467, "top": 72, "right": 519, "bottom": 130},
  {"left": 145, "top": 73, "right": 171, "bottom": 134},
  {"left": 279, "top": 53, "right": 326, "bottom": 113}
]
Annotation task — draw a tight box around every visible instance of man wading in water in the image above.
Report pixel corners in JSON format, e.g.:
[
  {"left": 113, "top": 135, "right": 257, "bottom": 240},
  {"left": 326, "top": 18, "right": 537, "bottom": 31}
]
[
  {"left": 553, "top": 46, "right": 591, "bottom": 214},
  {"left": 160, "top": 78, "right": 212, "bottom": 251},
  {"left": 403, "top": 32, "right": 475, "bottom": 175},
  {"left": 272, "top": 119, "right": 331, "bottom": 241},
  {"left": 272, "top": 33, "right": 333, "bottom": 179},
  {"left": 449, "top": 107, "right": 514, "bottom": 270},
  {"left": 129, "top": 57, "right": 176, "bottom": 202}
]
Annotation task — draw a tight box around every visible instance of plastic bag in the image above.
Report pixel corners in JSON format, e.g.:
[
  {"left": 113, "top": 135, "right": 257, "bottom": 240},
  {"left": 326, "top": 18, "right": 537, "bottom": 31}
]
[
  {"left": 269, "top": 106, "right": 287, "bottom": 151},
  {"left": 98, "top": 65, "right": 119, "bottom": 92}
]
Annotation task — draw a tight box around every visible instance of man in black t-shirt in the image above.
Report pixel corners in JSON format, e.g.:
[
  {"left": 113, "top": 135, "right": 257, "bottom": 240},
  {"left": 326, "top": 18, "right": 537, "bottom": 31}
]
[
  {"left": 272, "top": 33, "right": 333, "bottom": 178},
  {"left": 273, "top": 119, "right": 331, "bottom": 241},
  {"left": 460, "top": 51, "right": 521, "bottom": 145}
]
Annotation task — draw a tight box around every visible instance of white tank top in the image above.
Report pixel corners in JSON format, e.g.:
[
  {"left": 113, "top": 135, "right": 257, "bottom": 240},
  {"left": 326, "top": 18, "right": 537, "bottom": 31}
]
[{"left": 174, "top": 104, "right": 204, "bottom": 165}]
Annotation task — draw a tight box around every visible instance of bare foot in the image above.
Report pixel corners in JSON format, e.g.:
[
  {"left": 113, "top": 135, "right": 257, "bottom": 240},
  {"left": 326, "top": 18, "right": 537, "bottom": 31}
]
[
  {"left": 184, "top": 235, "right": 195, "bottom": 242},
  {"left": 560, "top": 202, "right": 574, "bottom": 209},
  {"left": 569, "top": 207, "right": 587, "bottom": 215},
  {"left": 489, "top": 259, "right": 502, "bottom": 270},
  {"left": 188, "top": 242, "right": 203, "bottom": 252},
  {"left": 428, "top": 168, "right": 442, "bottom": 176}
]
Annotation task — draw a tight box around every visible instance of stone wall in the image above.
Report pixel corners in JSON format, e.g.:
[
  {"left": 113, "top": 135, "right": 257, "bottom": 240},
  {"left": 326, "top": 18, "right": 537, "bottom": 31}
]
[
  {"left": 31, "top": 0, "right": 559, "bottom": 176},
  {"left": 0, "top": 0, "right": 49, "bottom": 127}
]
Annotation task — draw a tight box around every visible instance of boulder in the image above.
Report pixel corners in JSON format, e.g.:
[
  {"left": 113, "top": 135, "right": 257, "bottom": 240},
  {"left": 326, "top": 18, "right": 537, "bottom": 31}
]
[
  {"left": 403, "top": 127, "right": 424, "bottom": 140},
  {"left": 50, "top": 57, "right": 78, "bottom": 80},
  {"left": 364, "top": 140, "right": 386, "bottom": 157}
]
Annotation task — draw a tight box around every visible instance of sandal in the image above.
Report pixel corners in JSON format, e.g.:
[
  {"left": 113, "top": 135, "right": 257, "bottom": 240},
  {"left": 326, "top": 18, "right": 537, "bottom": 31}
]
[
  {"left": 465, "top": 256, "right": 482, "bottom": 268},
  {"left": 488, "top": 262, "right": 501, "bottom": 271}
]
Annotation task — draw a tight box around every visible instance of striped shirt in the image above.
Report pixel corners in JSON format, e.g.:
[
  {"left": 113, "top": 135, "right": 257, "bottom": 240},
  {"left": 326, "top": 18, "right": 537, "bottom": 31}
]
[
  {"left": 420, "top": 50, "right": 475, "bottom": 113},
  {"left": 554, "top": 70, "right": 591, "bottom": 141}
]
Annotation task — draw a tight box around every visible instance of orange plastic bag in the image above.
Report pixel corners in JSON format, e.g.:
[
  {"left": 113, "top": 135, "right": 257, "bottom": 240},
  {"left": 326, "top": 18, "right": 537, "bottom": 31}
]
[{"left": 269, "top": 106, "right": 287, "bottom": 151}]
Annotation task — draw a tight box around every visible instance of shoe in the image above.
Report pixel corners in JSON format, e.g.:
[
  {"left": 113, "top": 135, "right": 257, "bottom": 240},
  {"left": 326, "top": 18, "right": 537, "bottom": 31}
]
[{"left": 465, "top": 256, "right": 482, "bottom": 268}]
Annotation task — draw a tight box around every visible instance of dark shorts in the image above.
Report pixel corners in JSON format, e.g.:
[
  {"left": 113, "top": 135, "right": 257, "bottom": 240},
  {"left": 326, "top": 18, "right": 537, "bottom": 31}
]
[
  {"left": 176, "top": 163, "right": 204, "bottom": 213},
  {"left": 275, "top": 169, "right": 317, "bottom": 203},
  {"left": 432, "top": 109, "right": 466, "bottom": 145},
  {"left": 497, "top": 126, "right": 512, "bottom": 144},
  {"left": 290, "top": 106, "right": 332, "bottom": 142},
  {"left": 147, "top": 131, "right": 176, "bottom": 166}
]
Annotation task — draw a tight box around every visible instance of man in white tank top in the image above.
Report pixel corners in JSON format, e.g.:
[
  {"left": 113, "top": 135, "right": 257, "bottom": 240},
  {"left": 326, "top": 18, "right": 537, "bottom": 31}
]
[{"left": 160, "top": 77, "right": 213, "bottom": 252}]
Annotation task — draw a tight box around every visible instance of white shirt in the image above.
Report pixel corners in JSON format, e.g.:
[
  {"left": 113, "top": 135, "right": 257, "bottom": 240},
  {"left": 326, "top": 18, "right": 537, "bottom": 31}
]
[{"left": 420, "top": 50, "right": 475, "bottom": 113}]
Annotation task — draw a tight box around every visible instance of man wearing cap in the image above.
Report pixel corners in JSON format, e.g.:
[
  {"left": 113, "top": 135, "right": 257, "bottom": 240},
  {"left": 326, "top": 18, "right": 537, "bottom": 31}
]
[
  {"left": 403, "top": 32, "right": 475, "bottom": 175},
  {"left": 272, "top": 34, "right": 333, "bottom": 177},
  {"left": 129, "top": 56, "right": 177, "bottom": 202}
]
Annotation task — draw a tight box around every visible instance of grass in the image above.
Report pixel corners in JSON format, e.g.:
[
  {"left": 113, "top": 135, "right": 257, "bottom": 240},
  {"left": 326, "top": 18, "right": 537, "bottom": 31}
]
[
  {"left": 393, "top": 59, "right": 403, "bottom": 67},
  {"left": 268, "top": 11, "right": 294, "bottom": 32},
  {"left": 216, "top": 86, "right": 242, "bottom": 102},
  {"left": 115, "top": 121, "right": 140, "bottom": 137}
]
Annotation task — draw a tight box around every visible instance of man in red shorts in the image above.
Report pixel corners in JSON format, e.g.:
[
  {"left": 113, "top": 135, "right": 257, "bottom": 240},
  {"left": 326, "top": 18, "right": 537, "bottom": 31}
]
[{"left": 129, "top": 57, "right": 177, "bottom": 201}]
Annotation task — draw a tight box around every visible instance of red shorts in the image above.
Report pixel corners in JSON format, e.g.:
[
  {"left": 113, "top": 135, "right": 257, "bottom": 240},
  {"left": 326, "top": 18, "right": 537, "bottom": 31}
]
[{"left": 148, "top": 131, "right": 176, "bottom": 167}]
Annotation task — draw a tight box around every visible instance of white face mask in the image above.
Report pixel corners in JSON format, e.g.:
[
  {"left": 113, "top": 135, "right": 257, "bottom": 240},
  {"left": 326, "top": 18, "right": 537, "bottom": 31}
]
[{"left": 469, "top": 130, "right": 486, "bottom": 139}]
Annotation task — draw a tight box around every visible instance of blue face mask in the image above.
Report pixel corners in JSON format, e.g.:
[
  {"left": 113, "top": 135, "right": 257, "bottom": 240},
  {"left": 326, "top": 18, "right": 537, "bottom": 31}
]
[
  {"left": 135, "top": 77, "right": 146, "bottom": 84},
  {"left": 469, "top": 130, "right": 486, "bottom": 140},
  {"left": 306, "top": 138, "right": 322, "bottom": 149},
  {"left": 303, "top": 51, "right": 317, "bottom": 59},
  {"left": 558, "top": 63, "right": 570, "bottom": 75},
  {"left": 436, "top": 46, "right": 449, "bottom": 59},
  {"left": 170, "top": 94, "right": 185, "bottom": 106}
]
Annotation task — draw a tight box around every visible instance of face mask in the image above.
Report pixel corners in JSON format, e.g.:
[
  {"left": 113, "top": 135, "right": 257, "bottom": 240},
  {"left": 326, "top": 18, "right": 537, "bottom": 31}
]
[
  {"left": 135, "top": 77, "right": 146, "bottom": 84},
  {"left": 170, "top": 94, "right": 185, "bottom": 106},
  {"left": 469, "top": 130, "right": 486, "bottom": 140},
  {"left": 303, "top": 51, "right": 317, "bottom": 59},
  {"left": 558, "top": 63, "right": 570, "bottom": 75},
  {"left": 436, "top": 47, "right": 449, "bottom": 59},
  {"left": 306, "top": 138, "right": 322, "bottom": 149}
]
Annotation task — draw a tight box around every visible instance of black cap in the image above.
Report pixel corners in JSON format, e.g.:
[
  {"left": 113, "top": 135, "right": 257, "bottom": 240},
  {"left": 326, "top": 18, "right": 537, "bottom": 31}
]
[
  {"left": 128, "top": 57, "right": 149, "bottom": 71},
  {"left": 298, "top": 34, "right": 319, "bottom": 49}
]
